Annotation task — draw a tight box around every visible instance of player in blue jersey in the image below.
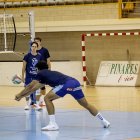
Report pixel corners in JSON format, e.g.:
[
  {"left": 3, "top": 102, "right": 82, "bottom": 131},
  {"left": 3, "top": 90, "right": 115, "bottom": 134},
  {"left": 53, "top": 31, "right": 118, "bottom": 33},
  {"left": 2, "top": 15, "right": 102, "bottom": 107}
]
[
  {"left": 16, "top": 61, "right": 110, "bottom": 131},
  {"left": 34, "top": 37, "right": 51, "bottom": 106},
  {"left": 22, "top": 42, "right": 43, "bottom": 110},
  {"left": 34, "top": 37, "right": 51, "bottom": 70}
]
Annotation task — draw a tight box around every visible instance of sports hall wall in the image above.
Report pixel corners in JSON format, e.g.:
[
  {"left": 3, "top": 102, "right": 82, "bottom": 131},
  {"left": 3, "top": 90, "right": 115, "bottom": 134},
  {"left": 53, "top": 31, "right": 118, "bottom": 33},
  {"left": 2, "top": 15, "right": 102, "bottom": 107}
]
[{"left": 0, "top": 4, "right": 140, "bottom": 85}]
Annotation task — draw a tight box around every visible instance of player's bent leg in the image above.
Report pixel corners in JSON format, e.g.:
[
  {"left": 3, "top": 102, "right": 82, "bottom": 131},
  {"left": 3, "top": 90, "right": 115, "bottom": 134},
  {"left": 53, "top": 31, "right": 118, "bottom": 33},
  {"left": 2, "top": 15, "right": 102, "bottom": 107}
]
[
  {"left": 77, "top": 97, "right": 110, "bottom": 128},
  {"left": 42, "top": 90, "right": 60, "bottom": 131},
  {"left": 44, "top": 90, "right": 60, "bottom": 115}
]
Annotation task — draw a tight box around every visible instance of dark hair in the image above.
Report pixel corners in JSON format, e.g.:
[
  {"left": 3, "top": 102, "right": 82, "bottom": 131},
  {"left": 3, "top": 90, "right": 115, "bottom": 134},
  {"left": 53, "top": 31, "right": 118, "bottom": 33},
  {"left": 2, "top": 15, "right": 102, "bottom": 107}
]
[
  {"left": 31, "top": 41, "right": 38, "bottom": 47},
  {"left": 36, "top": 61, "right": 48, "bottom": 70},
  {"left": 34, "top": 37, "right": 42, "bottom": 42}
]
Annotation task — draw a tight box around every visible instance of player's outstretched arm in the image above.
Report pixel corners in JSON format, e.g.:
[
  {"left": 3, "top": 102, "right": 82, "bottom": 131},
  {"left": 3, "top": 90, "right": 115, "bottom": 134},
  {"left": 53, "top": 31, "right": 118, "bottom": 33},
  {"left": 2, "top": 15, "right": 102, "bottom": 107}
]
[{"left": 15, "top": 80, "right": 44, "bottom": 101}]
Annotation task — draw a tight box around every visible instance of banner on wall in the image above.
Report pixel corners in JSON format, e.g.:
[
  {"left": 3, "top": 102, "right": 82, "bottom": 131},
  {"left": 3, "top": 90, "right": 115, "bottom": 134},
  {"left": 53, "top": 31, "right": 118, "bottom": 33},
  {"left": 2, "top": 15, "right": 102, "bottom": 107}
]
[{"left": 95, "top": 61, "right": 140, "bottom": 86}]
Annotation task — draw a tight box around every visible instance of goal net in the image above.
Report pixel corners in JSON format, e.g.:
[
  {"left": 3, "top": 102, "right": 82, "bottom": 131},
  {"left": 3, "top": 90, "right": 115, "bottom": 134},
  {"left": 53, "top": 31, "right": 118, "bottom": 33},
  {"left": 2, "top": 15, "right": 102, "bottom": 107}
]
[{"left": 81, "top": 32, "right": 140, "bottom": 86}]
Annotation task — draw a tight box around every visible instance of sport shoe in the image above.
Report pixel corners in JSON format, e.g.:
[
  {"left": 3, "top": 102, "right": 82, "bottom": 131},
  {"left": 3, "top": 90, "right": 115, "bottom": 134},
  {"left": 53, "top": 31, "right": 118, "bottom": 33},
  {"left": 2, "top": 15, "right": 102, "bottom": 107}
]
[
  {"left": 34, "top": 104, "right": 42, "bottom": 111},
  {"left": 24, "top": 105, "right": 30, "bottom": 110},
  {"left": 41, "top": 123, "right": 59, "bottom": 131},
  {"left": 102, "top": 120, "right": 110, "bottom": 128}
]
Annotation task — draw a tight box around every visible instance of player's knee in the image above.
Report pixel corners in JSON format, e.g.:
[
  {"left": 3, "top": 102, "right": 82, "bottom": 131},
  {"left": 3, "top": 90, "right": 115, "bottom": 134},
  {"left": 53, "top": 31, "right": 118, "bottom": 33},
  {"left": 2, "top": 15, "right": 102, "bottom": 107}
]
[
  {"left": 44, "top": 95, "right": 48, "bottom": 101},
  {"left": 41, "top": 89, "right": 46, "bottom": 95},
  {"left": 41, "top": 86, "right": 45, "bottom": 90},
  {"left": 44, "top": 95, "right": 51, "bottom": 102}
]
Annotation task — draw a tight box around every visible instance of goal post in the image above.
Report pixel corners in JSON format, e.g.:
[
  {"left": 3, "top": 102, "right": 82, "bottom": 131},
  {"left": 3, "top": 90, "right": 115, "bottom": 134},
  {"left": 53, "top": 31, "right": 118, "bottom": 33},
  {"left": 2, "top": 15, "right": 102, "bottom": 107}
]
[{"left": 81, "top": 32, "right": 140, "bottom": 87}]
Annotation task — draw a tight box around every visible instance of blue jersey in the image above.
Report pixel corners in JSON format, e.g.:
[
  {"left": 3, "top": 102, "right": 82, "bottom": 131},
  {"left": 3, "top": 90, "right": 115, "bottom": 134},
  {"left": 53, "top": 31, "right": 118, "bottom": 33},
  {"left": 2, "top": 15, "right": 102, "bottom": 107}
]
[
  {"left": 37, "top": 47, "right": 50, "bottom": 62},
  {"left": 36, "top": 69, "right": 73, "bottom": 87},
  {"left": 35, "top": 69, "right": 84, "bottom": 100},
  {"left": 23, "top": 53, "right": 43, "bottom": 78}
]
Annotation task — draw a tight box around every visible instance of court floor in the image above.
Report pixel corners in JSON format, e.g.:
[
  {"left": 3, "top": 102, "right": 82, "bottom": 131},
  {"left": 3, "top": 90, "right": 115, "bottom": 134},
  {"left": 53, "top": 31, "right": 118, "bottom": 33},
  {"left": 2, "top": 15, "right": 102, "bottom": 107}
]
[{"left": 0, "top": 86, "right": 140, "bottom": 140}]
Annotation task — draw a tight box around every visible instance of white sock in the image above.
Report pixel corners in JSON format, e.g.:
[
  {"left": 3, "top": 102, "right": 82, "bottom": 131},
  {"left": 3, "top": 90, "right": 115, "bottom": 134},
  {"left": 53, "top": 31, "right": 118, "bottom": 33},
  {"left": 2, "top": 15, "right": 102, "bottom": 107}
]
[
  {"left": 49, "top": 115, "right": 56, "bottom": 124},
  {"left": 39, "top": 95, "right": 44, "bottom": 102},
  {"left": 39, "top": 95, "right": 45, "bottom": 106},
  {"left": 96, "top": 112, "right": 105, "bottom": 121},
  {"left": 96, "top": 112, "right": 110, "bottom": 128}
]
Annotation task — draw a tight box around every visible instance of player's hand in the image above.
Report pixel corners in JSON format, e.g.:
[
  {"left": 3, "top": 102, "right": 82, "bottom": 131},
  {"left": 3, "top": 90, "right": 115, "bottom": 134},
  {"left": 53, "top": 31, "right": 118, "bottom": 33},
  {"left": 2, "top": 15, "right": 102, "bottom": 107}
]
[{"left": 15, "top": 94, "right": 21, "bottom": 101}]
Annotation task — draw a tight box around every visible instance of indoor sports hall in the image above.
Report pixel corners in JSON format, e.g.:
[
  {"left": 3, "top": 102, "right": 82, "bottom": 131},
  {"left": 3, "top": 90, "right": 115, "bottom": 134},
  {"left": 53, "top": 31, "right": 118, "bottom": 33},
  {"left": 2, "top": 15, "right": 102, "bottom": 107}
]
[{"left": 0, "top": 0, "right": 140, "bottom": 140}]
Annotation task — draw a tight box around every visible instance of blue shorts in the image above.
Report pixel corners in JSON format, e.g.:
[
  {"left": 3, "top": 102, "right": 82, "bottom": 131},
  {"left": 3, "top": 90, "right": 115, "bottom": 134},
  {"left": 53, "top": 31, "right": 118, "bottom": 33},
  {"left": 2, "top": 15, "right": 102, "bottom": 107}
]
[{"left": 52, "top": 79, "right": 84, "bottom": 100}]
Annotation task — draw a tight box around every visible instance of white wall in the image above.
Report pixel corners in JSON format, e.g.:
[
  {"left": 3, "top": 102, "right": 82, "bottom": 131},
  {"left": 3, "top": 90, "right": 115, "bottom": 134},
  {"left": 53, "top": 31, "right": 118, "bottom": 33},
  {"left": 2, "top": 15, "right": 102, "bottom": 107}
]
[{"left": 0, "top": 61, "right": 83, "bottom": 86}]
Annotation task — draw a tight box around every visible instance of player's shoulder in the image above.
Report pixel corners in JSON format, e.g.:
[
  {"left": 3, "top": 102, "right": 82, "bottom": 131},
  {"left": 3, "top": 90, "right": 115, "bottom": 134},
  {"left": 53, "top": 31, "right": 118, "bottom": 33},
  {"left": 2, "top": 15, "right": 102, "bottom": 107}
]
[
  {"left": 24, "top": 52, "right": 30, "bottom": 58},
  {"left": 37, "top": 52, "right": 42, "bottom": 56},
  {"left": 26, "top": 52, "right": 32, "bottom": 55},
  {"left": 42, "top": 47, "right": 49, "bottom": 51}
]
